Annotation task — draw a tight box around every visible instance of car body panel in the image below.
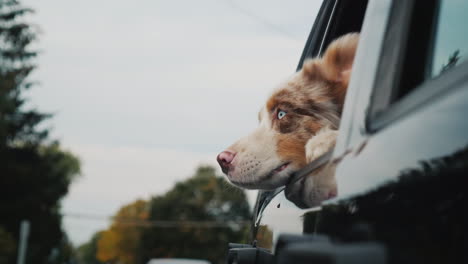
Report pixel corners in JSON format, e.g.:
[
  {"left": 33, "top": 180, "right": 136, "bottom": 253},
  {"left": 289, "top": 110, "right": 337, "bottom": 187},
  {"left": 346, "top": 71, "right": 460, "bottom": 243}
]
[{"left": 335, "top": 0, "right": 392, "bottom": 153}]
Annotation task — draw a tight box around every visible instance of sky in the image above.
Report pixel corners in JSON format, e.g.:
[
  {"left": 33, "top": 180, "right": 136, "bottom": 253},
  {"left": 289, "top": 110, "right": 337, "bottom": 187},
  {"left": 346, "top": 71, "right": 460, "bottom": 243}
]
[{"left": 22, "top": 0, "right": 322, "bottom": 246}]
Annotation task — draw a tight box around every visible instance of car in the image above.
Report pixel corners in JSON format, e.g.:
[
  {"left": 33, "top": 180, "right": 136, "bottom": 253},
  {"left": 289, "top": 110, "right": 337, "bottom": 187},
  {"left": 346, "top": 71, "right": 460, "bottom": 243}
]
[
  {"left": 147, "top": 258, "right": 211, "bottom": 264},
  {"left": 226, "top": 0, "right": 468, "bottom": 263}
]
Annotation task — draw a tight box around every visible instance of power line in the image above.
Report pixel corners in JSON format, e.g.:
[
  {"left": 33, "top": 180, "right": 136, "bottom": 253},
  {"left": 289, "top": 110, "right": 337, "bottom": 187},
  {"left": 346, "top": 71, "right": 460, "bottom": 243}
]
[
  {"left": 62, "top": 212, "right": 250, "bottom": 228},
  {"left": 224, "top": 0, "right": 300, "bottom": 41}
]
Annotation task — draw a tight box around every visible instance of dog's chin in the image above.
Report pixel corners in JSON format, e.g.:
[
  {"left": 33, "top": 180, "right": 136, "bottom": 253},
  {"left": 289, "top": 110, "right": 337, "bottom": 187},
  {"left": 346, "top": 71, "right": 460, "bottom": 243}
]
[{"left": 227, "top": 164, "right": 295, "bottom": 190}]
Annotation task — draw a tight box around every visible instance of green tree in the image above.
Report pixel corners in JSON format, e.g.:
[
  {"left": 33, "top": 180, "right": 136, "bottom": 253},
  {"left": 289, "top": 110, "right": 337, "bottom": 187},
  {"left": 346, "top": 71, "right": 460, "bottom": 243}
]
[
  {"left": 76, "top": 232, "right": 104, "bottom": 264},
  {"left": 140, "top": 166, "right": 252, "bottom": 264},
  {"left": 0, "top": 226, "right": 16, "bottom": 264},
  {"left": 78, "top": 166, "right": 251, "bottom": 264},
  {"left": 440, "top": 50, "right": 461, "bottom": 73},
  {"left": 0, "top": 1, "right": 81, "bottom": 263}
]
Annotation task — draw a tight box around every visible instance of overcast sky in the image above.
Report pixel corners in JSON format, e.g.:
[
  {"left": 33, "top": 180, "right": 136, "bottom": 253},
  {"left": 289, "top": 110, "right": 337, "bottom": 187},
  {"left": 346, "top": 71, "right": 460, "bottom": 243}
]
[{"left": 22, "top": 0, "right": 322, "bottom": 246}]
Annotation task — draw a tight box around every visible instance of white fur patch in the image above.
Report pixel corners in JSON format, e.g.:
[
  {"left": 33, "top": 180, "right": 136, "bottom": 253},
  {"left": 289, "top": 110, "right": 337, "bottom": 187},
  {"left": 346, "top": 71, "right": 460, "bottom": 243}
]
[
  {"left": 225, "top": 107, "right": 290, "bottom": 189},
  {"left": 305, "top": 127, "right": 338, "bottom": 163}
]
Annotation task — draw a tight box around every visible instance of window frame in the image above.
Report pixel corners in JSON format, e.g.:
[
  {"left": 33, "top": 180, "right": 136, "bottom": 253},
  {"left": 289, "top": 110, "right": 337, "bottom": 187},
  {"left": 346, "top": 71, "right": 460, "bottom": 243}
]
[
  {"left": 364, "top": 0, "right": 468, "bottom": 132},
  {"left": 365, "top": 0, "right": 468, "bottom": 134},
  {"left": 297, "top": 0, "right": 368, "bottom": 71},
  {"left": 369, "top": 59, "right": 468, "bottom": 132},
  {"left": 254, "top": 0, "right": 370, "bottom": 227},
  {"left": 296, "top": 0, "right": 338, "bottom": 71}
]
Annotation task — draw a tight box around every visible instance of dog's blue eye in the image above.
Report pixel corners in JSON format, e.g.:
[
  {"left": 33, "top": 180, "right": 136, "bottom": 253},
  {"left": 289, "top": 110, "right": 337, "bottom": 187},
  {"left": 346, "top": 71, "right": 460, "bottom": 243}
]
[{"left": 277, "top": 110, "right": 286, "bottom": 119}]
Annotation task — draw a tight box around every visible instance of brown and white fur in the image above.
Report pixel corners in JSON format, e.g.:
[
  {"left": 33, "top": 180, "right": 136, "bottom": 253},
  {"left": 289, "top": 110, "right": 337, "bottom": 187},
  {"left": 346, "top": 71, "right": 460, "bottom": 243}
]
[{"left": 217, "top": 33, "right": 359, "bottom": 207}]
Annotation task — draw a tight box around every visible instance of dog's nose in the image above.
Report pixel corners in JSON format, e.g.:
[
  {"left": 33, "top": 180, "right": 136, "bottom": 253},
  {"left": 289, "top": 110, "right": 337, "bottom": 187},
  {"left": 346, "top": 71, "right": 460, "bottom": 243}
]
[{"left": 217, "top": 150, "right": 236, "bottom": 174}]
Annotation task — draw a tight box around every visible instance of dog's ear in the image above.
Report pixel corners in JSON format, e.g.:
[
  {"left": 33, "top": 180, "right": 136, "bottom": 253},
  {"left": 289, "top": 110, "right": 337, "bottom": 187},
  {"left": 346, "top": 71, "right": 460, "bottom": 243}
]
[
  {"left": 319, "top": 33, "right": 359, "bottom": 85},
  {"left": 302, "top": 33, "right": 359, "bottom": 108}
]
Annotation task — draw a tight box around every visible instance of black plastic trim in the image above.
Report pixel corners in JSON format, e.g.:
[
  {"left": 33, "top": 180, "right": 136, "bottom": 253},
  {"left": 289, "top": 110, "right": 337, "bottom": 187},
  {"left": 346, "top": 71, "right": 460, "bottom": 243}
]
[{"left": 296, "top": 0, "right": 338, "bottom": 71}]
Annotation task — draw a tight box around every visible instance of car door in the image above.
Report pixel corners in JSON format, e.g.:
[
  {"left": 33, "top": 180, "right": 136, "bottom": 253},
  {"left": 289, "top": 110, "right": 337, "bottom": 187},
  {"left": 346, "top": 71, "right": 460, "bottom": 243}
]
[{"left": 313, "top": 0, "right": 468, "bottom": 263}]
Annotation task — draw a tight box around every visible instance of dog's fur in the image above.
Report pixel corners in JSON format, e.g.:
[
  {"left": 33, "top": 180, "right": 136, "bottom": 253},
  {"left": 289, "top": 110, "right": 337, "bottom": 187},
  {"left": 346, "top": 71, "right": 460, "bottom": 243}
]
[{"left": 218, "top": 33, "right": 359, "bottom": 207}]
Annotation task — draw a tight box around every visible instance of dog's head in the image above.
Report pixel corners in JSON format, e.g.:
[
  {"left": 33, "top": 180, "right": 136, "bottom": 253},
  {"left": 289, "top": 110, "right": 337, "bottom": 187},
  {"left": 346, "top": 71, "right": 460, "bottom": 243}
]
[{"left": 217, "top": 33, "right": 359, "bottom": 189}]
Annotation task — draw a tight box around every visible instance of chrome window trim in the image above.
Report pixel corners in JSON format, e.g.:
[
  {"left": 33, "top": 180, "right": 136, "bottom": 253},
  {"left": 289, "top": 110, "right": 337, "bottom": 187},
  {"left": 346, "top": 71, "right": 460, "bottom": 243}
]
[{"left": 317, "top": 0, "right": 339, "bottom": 55}]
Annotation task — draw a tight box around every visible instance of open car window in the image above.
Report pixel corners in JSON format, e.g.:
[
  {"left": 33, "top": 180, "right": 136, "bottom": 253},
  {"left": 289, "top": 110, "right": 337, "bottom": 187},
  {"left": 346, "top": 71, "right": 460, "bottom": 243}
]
[{"left": 253, "top": 0, "right": 369, "bottom": 252}]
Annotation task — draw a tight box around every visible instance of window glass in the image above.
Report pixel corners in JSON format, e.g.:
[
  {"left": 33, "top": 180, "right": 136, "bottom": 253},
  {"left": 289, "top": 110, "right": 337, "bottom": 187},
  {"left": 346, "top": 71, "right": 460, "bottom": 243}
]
[{"left": 430, "top": 1, "right": 468, "bottom": 78}]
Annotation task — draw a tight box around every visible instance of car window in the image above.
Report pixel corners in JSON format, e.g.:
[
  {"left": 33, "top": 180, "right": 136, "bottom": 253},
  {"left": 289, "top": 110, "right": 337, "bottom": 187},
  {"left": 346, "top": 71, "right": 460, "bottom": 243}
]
[
  {"left": 367, "top": 0, "right": 468, "bottom": 131},
  {"left": 429, "top": 1, "right": 468, "bottom": 79},
  {"left": 394, "top": 0, "right": 468, "bottom": 102}
]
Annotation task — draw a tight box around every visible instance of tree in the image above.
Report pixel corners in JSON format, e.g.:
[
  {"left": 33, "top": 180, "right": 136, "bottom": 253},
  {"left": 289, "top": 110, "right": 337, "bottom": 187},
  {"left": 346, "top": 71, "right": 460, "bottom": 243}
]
[
  {"left": 0, "top": 226, "right": 16, "bottom": 264},
  {"left": 76, "top": 232, "right": 104, "bottom": 264},
  {"left": 440, "top": 50, "right": 461, "bottom": 74},
  {"left": 0, "top": 1, "right": 81, "bottom": 263},
  {"left": 87, "top": 166, "right": 252, "bottom": 264},
  {"left": 140, "top": 166, "right": 251, "bottom": 264},
  {"left": 96, "top": 200, "right": 149, "bottom": 264}
]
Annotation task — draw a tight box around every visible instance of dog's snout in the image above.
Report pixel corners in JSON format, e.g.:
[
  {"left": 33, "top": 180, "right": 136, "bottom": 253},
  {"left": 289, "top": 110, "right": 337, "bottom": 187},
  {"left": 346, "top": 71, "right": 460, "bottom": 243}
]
[{"left": 217, "top": 150, "right": 236, "bottom": 174}]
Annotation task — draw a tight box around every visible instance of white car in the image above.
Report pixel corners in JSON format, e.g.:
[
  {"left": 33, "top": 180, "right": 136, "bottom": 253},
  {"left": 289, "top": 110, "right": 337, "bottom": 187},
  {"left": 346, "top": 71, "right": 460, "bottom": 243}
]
[{"left": 147, "top": 258, "right": 210, "bottom": 264}]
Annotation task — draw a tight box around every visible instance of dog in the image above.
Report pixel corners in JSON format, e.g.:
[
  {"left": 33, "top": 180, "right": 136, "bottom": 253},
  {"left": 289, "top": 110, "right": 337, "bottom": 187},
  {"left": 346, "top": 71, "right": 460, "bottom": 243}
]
[{"left": 217, "top": 33, "right": 359, "bottom": 207}]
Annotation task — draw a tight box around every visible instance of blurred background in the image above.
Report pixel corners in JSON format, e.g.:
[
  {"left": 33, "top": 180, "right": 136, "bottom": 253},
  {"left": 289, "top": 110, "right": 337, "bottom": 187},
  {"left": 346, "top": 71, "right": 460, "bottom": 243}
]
[{"left": 0, "top": 0, "right": 321, "bottom": 263}]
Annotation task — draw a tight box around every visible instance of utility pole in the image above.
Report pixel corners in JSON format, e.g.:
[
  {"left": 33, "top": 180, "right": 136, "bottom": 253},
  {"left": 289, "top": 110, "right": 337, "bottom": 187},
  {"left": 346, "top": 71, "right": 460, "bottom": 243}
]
[{"left": 16, "top": 220, "right": 30, "bottom": 264}]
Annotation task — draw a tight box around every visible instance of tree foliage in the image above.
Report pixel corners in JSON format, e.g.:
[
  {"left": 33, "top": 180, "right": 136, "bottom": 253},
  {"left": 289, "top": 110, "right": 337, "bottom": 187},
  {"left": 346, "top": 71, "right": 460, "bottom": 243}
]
[
  {"left": 0, "top": 226, "right": 16, "bottom": 264},
  {"left": 140, "top": 166, "right": 251, "bottom": 264},
  {"left": 96, "top": 200, "right": 149, "bottom": 264},
  {"left": 85, "top": 166, "right": 252, "bottom": 264},
  {"left": 76, "top": 232, "right": 104, "bottom": 264},
  {"left": 440, "top": 50, "right": 461, "bottom": 74},
  {"left": 0, "top": 0, "right": 81, "bottom": 263}
]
